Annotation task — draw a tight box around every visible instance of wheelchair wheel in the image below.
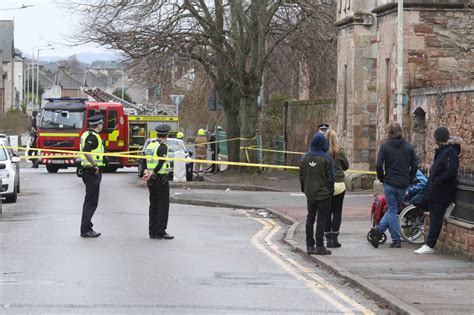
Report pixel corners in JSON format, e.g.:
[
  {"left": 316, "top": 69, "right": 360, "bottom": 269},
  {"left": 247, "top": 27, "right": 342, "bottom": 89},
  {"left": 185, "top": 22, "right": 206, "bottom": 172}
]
[{"left": 399, "top": 205, "right": 425, "bottom": 245}]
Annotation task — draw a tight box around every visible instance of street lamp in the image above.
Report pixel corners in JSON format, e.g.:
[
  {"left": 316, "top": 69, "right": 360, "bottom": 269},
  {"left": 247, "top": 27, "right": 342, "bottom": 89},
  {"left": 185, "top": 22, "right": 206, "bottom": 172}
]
[
  {"left": 30, "top": 44, "right": 51, "bottom": 107},
  {"left": 36, "top": 46, "right": 55, "bottom": 106},
  {"left": 0, "top": 4, "right": 34, "bottom": 11},
  {"left": 18, "top": 74, "right": 23, "bottom": 106}
]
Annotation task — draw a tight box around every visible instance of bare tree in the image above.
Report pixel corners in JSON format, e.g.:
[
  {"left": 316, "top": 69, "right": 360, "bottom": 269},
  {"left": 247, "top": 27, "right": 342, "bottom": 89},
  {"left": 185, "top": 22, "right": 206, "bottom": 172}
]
[{"left": 65, "top": 0, "right": 329, "bottom": 167}]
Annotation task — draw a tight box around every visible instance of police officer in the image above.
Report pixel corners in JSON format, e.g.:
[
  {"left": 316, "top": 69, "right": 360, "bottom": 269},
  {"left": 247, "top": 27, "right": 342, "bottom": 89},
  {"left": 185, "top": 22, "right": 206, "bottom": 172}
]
[
  {"left": 318, "top": 123, "right": 329, "bottom": 135},
  {"left": 145, "top": 124, "right": 174, "bottom": 240},
  {"left": 79, "top": 115, "right": 105, "bottom": 238}
]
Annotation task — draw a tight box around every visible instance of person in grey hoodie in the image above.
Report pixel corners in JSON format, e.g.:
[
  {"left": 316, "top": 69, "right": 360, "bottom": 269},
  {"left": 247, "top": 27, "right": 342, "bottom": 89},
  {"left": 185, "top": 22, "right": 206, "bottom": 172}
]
[
  {"left": 300, "top": 133, "right": 335, "bottom": 255},
  {"left": 370, "top": 122, "right": 418, "bottom": 248}
]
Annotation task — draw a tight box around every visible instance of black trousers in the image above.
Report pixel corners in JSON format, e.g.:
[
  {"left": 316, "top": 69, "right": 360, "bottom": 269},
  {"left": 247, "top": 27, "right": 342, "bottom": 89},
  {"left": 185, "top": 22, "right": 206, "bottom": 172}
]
[
  {"left": 325, "top": 191, "right": 345, "bottom": 233},
  {"left": 81, "top": 169, "right": 102, "bottom": 233},
  {"left": 306, "top": 197, "right": 331, "bottom": 247},
  {"left": 426, "top": 200, "right": 450, "bottom": 248},
  {"left": 147, "top": 174, "right": 170, "bottom": 236}
]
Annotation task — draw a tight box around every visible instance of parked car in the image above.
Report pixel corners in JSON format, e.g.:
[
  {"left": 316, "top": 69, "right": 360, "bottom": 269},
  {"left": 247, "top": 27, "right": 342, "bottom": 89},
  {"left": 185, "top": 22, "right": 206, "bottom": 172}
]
[
  {"left": 138, "top": 138, "right": 193, "bottom": 181},
  {"left": 0, "top": 143, "right": 21, "bottom": 203}
]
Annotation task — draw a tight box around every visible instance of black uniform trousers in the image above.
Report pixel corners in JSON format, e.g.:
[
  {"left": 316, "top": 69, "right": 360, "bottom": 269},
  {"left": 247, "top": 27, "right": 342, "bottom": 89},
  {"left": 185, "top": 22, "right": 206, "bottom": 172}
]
[
  {"left": 426, "top": 200, "right": 450, "bottom": 248},
  {"left": 147, "top": 174, "right": 170, "bottom": 237},
  {"left": 306, "top": 197, "right": 331, "bottom": 247},
  {"left": 81, "top": 168, "right": 102, "bottom": 234}
]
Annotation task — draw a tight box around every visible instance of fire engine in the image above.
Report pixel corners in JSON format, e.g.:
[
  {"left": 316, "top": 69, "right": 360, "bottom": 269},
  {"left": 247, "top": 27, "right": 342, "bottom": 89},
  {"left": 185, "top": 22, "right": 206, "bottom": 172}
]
[{"left": 37, "top": 89, "right": 179, "bottom": 173}]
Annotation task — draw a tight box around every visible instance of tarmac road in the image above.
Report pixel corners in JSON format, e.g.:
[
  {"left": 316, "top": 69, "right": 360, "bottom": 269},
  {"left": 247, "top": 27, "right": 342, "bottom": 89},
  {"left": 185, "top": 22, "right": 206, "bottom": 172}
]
[{"left": 0, "top": 167, "right": 385, "bottom": 314}]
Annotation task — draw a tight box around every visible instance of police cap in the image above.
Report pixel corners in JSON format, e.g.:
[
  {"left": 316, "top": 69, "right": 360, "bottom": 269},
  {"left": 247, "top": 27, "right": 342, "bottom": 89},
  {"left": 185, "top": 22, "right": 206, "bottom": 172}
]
[
  {"left": 155, "top": 124, "right": 171, "bottom": 136},
  {"left": 88, "top": 114, "right": 104, "bottom": 126},
  {"left": 318, "top": 123, "right": 329, "bottom": 130}
]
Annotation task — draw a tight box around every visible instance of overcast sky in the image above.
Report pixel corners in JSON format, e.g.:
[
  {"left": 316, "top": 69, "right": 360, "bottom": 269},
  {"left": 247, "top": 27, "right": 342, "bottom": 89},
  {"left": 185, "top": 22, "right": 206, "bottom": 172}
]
[{"left": 0, "top": 0, "right": 113, "bottom": 58}]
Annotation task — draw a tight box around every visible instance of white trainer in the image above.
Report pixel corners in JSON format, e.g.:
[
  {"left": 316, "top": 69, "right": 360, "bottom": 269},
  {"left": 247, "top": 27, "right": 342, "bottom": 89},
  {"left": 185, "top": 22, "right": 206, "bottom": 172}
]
[{"left": 415, "top": 244, "right": 434, "bottom": 254}]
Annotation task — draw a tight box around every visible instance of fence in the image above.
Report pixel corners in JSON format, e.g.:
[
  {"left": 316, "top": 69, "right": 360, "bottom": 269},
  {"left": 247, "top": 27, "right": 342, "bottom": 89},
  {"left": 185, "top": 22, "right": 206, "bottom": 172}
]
[{"left": 451, "top": 168, "right": 474, "bottom": 224}]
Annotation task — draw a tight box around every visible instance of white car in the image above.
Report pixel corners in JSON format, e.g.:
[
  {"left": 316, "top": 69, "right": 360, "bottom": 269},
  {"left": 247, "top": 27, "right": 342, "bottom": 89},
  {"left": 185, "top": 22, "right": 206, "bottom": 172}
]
[
  {"left": 0, "top": 144, "right": 21, "bottom": 203},
  {"left": 138, "top": 138, "right": 194, "bottom": 181}
]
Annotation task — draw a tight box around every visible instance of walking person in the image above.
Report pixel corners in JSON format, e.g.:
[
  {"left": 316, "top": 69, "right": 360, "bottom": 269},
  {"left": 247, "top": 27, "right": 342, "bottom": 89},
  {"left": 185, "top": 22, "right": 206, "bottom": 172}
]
[
  {"left": 208, "top": 129, "right": 219, "bottom": 173},
  {"left": 370, "top": 122, "right": 418, "bottom": 248},
  {"left": 29, "top": 110, "right": 39, "bottom": 168},
  {"left": 79, "top": 115, "right": 105, "bottom": 238},
  {"left": 194, "top": 128, "right": 208, "bottom": 178},
  {"left": 415, "top": 128, "right": 461, "bottom": 254},
  {"left": 144, "top": 125, "right": 174, "bottom": 240},
  {"left": 324, "top": 130, "right": 349, "bottom": 248},
  {"left": 300, "top": 132, "right": 335, "bottom": 255}
]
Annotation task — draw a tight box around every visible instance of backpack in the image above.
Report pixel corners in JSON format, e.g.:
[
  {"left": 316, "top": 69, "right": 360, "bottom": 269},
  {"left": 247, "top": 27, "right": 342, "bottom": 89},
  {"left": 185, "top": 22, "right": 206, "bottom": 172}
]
[{"left": 371, "top": 194, "right": 387, "bottom": 226}]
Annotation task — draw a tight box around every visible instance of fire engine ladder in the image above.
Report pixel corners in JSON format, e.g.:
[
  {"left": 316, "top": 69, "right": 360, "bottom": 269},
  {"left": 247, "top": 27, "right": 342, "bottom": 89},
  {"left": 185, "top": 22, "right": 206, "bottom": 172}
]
[{"left": 82, "top": 87, "right": 144, "bottom": 114}]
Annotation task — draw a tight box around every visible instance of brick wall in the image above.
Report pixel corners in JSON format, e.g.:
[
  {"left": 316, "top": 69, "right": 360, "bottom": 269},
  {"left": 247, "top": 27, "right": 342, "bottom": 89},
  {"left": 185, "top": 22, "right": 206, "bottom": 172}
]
[
  {"left": 411, "top": 86, "right": 473, "bottom": 169},
  {"left": 425, "top": 215, "right": 474, "bottom": 260}
]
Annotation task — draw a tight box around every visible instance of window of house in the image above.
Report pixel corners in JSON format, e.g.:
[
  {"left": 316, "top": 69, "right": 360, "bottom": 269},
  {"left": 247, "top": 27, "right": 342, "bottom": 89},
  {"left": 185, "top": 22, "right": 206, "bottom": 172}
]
[{"left": 385, "top": 58, "right": 391, "bottom": 124}]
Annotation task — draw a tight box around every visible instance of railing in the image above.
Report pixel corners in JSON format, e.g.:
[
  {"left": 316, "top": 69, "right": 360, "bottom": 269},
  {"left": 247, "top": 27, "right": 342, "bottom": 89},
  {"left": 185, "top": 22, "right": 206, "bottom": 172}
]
[{"left": 451, "top": 168, "right": 474, "bottom": 224}]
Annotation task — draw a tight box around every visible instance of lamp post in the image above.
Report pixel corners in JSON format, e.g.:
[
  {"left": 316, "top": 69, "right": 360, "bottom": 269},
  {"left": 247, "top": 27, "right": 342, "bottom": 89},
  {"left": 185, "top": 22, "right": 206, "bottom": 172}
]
[
  {"left": 18, "top": 73, "right": 22, "bottom": 106},
  {"left": 36, "top": 46, "right": 55, "bottom": 107},
  {"left": 396, "top": 0, "right": 404, "bottom": 127}
]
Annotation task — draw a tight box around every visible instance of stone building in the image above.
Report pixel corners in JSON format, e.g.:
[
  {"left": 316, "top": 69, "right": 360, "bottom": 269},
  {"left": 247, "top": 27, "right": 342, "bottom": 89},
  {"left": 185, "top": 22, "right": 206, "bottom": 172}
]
[
  {"left": 0, "top": 20, "right": 16, "bottom": 116},
  {"left": 335, "top": 0, "right": 473, "bottom": 171}
]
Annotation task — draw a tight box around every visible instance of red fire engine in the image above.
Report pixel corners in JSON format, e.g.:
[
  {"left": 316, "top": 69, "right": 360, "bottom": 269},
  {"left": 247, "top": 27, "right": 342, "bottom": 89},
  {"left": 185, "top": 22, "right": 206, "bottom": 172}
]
[{"left": 37, "top": 96, "right": 179, "bottom": 173}]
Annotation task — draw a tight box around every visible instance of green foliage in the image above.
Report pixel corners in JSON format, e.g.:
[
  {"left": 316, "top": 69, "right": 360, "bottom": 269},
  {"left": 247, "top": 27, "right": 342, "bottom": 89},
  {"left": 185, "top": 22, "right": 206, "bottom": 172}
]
[
  {"left": 112, "top": 88, "right": 133, "bottom": 103},
  {"left": 0, "top": 109, "right": 30, "bottom": 135}
]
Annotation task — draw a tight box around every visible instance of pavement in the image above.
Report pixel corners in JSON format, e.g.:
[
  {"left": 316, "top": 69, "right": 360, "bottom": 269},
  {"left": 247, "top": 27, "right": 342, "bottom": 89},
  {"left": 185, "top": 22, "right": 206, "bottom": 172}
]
[{"left": 170, "top": 170, "right": 474, "bottom": 315}]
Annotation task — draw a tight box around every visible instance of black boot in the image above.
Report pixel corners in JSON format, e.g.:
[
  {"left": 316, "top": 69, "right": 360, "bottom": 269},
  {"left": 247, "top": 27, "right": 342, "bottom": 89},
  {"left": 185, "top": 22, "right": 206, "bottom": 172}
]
[
  {"left": 314, "top": 246, "right": 332, "bottom": 255},
  {"left": 325, "top": 232, "right": 335, "bottom": 248},
  {"left": 307, "top": 246, "right": 315, "bottom": 255},
  {"left": 332, "top": 232, "right": 342, "bottom": 248},
  {"left": 390, "top": 240, "right": 401, "bottom": 248}
]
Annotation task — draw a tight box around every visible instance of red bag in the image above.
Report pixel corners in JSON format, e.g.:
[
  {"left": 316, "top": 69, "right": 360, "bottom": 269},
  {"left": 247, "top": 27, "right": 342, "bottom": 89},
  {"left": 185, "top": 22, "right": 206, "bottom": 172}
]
[{"left": 371, "top": 194, "right": 387, "bottom": 226}]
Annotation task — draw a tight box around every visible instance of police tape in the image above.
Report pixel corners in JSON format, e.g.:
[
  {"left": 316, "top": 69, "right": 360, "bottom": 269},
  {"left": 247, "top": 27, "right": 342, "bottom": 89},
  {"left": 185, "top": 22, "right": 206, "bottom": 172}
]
[{"left": 9, "top": 146, "right": 376, "bottom": 174}]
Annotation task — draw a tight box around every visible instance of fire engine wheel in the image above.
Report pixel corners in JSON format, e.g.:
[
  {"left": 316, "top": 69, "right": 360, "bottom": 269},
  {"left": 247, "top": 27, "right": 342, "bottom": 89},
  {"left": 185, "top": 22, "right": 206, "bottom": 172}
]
[{"left": 46, "top": 165, "right": 59, "bottom": 173}]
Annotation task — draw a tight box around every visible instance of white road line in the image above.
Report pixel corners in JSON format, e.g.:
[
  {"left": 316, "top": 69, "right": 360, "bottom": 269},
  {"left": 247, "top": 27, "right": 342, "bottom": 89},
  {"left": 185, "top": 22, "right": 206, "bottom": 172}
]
[
  {"left": 250, "top": 216, "right": 356, "bottom": 314},
  {"left": 290, "top": 193, "right": 373, "bottom": 198},
  {"left": 262, "top": 218, "right": 374, "bottom": 315}
]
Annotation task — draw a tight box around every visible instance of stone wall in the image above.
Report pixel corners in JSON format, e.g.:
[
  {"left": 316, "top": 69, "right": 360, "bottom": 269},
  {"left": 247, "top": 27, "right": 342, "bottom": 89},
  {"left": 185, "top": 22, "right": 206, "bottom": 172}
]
[
  {"left": 425, "top": 215, "right": 474, "bottom": 260},
  {"left": 284, "top": 99, "right": 336, "bottom": 167},
  {"left": 336, "top": 23, "right": 378, "bottom": 171},
  {"left": 411, "top": 85, "right": 473, "bottom": 169}
]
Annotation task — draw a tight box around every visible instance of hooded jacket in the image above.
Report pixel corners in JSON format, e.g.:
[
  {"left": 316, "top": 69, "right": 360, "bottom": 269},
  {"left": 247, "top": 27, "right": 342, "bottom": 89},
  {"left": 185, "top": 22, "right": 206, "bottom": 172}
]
[
  {"left": 299, "top": 133, "right": 335, "bottom": 201},
  {"left": 376, "top": 138, "right": 418, "bottom": 189},
  {"left": 424, "top": 137, "right": 461, "bottom": 204}
]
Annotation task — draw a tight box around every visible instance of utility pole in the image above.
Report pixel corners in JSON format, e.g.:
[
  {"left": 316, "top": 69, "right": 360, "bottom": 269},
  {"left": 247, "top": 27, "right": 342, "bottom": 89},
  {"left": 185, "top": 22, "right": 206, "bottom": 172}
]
[{"left": 396, "top": 0, "right": 404, "bottom": 127}]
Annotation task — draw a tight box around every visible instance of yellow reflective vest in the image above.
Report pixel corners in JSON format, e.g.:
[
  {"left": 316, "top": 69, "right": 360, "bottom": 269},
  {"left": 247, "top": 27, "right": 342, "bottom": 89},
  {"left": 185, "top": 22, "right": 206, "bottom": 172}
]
[
  {"left": 145, "top": 140, "right": 170, "bottom": 174},
  {"left": 80, "top": 131, "right": 104, "bottom": 167}
]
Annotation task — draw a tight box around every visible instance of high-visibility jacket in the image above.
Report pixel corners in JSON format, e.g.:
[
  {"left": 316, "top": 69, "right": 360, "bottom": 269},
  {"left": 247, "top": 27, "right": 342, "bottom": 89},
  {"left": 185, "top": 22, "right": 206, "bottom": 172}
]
[
  {"left": 145, "top": 140, "right": 170, "bottom": 174},
  {"left": 80, "top": 130, "right": 105, "bottom": 167}
]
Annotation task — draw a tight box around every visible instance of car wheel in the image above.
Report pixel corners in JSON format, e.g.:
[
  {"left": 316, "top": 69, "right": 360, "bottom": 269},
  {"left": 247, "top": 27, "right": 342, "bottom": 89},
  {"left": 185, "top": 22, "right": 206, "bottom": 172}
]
[
  {"left": 5, "top": 192, "right": 17, "bottom": 203},
  {"left": 46, "top": 165, "right": 59, "bottom": 173}
]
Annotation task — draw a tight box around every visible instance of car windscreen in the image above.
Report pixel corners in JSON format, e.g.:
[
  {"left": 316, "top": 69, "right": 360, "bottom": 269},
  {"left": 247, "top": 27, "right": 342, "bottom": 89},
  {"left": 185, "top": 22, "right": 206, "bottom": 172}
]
[
  {"left": 40, "top": 109, "right": 85, "bottom": 130},
  {"left": 0, "top": 147, "right": 8, "bottom": 161},
  {"left": 166, "top": 139, "right": 186, "bottom": 153}
]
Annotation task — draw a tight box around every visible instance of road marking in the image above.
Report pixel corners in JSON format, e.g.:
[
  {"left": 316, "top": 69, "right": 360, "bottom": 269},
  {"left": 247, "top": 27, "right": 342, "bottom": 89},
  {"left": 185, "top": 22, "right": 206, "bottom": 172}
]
[
  {"left": 290, "top": 193, "right": 305, "bottom": 197},
  {"left": 291, "top": 193, "right": 374, "bottom": 198},
  {"left": 249, "top": 214, "right": 374, "bottom": 315}
]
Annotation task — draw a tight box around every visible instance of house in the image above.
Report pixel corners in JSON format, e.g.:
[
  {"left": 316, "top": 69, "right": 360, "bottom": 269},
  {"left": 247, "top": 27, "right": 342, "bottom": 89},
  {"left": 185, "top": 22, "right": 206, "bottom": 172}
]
[{"left": 0, "top": 20, "right": 16, "bottom": 116}]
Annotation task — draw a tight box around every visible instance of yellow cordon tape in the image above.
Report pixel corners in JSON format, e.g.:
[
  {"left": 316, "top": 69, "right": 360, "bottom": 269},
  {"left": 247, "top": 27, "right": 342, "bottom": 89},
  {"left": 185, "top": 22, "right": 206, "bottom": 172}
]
[{"left": 8, "top": 144, "right": 376, "bottom": 175}]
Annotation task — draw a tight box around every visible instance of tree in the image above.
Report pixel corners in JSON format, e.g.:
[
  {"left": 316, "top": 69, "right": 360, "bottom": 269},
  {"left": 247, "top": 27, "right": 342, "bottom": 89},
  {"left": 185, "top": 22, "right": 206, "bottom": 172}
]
[
  {"left": 112, "top": 88, "right": 133, "bottom": 103},
  {"left": 67, "top": 1, "right": 328, "bottom": 167}
]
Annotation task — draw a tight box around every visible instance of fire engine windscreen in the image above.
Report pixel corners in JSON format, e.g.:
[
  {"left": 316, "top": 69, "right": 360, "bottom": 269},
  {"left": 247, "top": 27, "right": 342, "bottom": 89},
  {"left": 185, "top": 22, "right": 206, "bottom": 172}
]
[{"left": 40, "top": 110, "right": 85, "bottom": 130}]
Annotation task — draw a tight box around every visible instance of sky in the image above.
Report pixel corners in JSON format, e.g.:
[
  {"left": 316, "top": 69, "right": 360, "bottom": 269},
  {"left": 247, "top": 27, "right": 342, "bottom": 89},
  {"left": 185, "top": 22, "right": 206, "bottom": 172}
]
[{"left": 0, "top": 0, "right": 114, "bottom": 59}]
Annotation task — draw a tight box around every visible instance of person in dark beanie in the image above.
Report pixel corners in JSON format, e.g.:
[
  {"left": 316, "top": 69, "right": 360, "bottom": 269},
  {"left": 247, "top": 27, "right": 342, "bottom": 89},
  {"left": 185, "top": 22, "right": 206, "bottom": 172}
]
[
  {"left": 370, "top": 122, "right": 418, "bottom": 248},
  {"left": 300, "top": 133, "right": 335, "bottom": 255},
  {"left": 415, "top": 127, "right": 461, "bottom": 254}
]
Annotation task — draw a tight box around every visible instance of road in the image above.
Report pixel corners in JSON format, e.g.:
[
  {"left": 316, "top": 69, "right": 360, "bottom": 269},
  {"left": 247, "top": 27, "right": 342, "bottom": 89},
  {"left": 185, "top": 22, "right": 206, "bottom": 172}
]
[{"left": 0, "top": 167, "right": 385, "bottom": 314}]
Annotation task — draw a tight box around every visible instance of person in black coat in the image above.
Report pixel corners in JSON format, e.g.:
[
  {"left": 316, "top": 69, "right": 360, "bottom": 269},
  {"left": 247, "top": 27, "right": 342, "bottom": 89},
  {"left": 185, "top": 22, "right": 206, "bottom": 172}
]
[
  {"left": 415, "top": 127, "right": 461, "bottom": 254},
  {"left": 370, "top": 122, "right": 418, "bottom": 249}
]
